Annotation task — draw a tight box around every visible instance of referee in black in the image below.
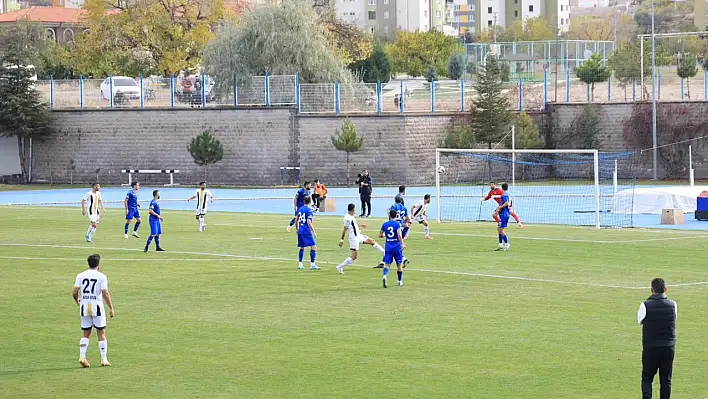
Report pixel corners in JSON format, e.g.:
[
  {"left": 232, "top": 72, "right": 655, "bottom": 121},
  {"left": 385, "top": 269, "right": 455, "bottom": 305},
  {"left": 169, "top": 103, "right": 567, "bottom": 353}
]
[{"left": 638, "top": 278, "right": 677, "bottom": 399}]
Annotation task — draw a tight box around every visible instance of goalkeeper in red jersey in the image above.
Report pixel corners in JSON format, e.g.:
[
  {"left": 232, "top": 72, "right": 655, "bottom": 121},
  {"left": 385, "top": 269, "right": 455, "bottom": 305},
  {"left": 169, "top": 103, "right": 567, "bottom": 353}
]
[{"left": 484, "top": 182, "right": 523, "bottom": 228}]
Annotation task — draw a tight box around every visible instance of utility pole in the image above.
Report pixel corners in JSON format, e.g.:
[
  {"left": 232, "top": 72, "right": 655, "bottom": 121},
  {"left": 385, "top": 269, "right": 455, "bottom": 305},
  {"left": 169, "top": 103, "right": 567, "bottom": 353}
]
[
  {"left": 493, "top": 12, "right": 498, "bottom": 43},
  {"left": 651, "top": 0, "right": 658, "bottom": 179}
]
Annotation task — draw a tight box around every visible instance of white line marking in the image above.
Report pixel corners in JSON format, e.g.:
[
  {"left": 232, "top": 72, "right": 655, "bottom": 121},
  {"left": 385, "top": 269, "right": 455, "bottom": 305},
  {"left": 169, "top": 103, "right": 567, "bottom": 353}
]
[
  {"left": 2, "top": 242, "right": 705, "bottom": 290},
  {"left": 0, "top": 256, "right": 237, "bottom": 262}
]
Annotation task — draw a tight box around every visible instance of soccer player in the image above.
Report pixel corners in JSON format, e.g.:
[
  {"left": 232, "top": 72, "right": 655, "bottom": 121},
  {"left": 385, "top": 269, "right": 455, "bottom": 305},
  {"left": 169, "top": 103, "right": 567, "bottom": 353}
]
[
  {"left": 73, "top": 254, "right": 115, "bottom": 368},
  {"left": 124, "top": 181, "right": 142, "bottom": 238},
  {"left": 375, "top": 196, "right": 409, "bottom": 268},
  {"left": 484, "top": 182, "right": 522, "bottom": 228},
  {"left": 495, "top": 183, "right": 511, "bottom": 251},
  {"left": 287, "top": 182, "right": 311, "bottom": 232},
  {"left": 296, "top": 196, "right": 320, "bottom": 270},
  {"left": 410, "top": 194, "right": 433, "bottom": 240},
  {"left": 398, "top": 185, "right": 406, "bottom": 205},
  {"left": 144, "top": 190, "right": 165, "bottom": 252},
  {"left": 336, "top": 203, "right": 386, "bottom": 274},
  {"left": 81, "top": 183, "right": 106, "bottom": 243},
  {"left": 187, "top": 181, "right": 215, "bottom": 232},
  {"left": 379, "top": 209, "right": 406, "bottom": 288}
]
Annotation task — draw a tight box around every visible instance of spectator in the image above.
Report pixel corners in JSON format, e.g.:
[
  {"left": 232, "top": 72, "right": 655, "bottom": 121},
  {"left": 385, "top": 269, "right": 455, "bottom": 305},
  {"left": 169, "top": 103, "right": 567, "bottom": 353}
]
[
  {"left": 313, "top": 179, "right": 328, "bottom": 211},
  {"left": 357, "top": 169, "right": 372, "bottom": 217}
]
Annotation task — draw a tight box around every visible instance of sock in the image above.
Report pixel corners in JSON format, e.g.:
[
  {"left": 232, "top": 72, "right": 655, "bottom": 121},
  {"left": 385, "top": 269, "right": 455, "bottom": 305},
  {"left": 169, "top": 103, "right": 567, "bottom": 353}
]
[
  {"left": 402, "top": 226, "right": 409, "bottom": 237},
  {"left": 98, "top": 340, "right": 108, "bottom": 361},
  {"left": 397, "top": 270, "right": 403, "bottom": 282},
  {"left": 199, "top": 216, "right": 205, "bottom": 229},
  {"left": 310, "top": 249, "right": 316, "bottom": 264},
  {"left": 124, "top": 223, "right": 130, "bottom": 234},
  {"left": 79, "top": 337, "right": 89, "bottom": 359},
  {"left": 155, "top": 236, "right": 161, "bottom": 248},
  {"left": 89, "top": 226, "right": 97, "bottom": 239},
  {"left": 383, "top": 267, "right": 390, "bottom": 277},
  {"left": 86, "top": 225, "right": 93, "bottom": 237},
  {"left": 146, "top": 235, "right": 154, "bottom": 248},
  {"left": 373, "top": 243, "right": 385, "bottom": 254},
  {"left": 424, "top": 226, "right": 430, "bottom": 236},
  {"left": 298, "top": 249, "right": 304, "bottom": 262},
  {"left": 133, "top": 222, "right": 141, "bottom": 232},
  {"left": 493, "top": 214, "right": 501, "bottom": 223},
  {"left": 289, "top": 217, "right": 296, "bottom": 227},
  {"left": 511, "top": 212, "right": 521, "bottom": 223},
  {"left": 498, "top": 234, "right": 503, "bottom": 244},
  {"left": 503, "top": 235, "right": 509, "bottom": 244},
  {"left": 338, "top": 257, "right": 353, "bottom": 268}
]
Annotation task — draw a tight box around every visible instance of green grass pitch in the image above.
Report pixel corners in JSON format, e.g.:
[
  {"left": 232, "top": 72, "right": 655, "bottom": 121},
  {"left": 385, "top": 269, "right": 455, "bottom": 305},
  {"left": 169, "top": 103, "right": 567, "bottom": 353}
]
[{"left": 0, "top": 207, "right": 707, "bottom": 398}]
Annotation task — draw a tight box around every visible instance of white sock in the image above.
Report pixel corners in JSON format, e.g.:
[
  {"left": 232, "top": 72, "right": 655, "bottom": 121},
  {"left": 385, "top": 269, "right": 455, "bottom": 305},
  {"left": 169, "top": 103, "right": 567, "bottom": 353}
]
[
  {"left": 338, "top": 257, "right": 353, "bottom": 268},
  {"left": 80, "top": 337, "right": 89, "bottom": 359},
  {"left": 98, "top": 340, "right": 107, "bottom": 361},
  {"left": 373, "top": 243, "right": 385, "bottom": 254},
  {"left": 424, "top": 226, "right": 430, "bottom": 235},
  {"left": 298, "top": 262, "right": 303, "bottom": 267},
  {"left": 86, "top": 225, "right": 92, "bottom": 236}
]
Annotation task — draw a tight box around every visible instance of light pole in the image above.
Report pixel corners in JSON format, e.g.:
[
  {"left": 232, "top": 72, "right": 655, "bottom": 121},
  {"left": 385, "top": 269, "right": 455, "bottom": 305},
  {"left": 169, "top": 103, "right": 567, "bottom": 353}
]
[{"left": 651, "top": 0, "right": 658, "bottom": 179}]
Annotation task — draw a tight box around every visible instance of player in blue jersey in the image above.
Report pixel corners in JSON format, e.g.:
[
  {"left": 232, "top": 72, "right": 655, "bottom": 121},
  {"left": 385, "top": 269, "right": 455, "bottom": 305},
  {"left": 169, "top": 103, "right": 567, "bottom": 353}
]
[
  {"left": 495, "top": 183, "right": 511, "bottom": 252},
  {"left": 296, "top": 196, "right": 320, "bottom": 270},
  {"left": 124, "top": 181, "right": 142, "bottom": 239},
  {"left": 374, "top": 195, "right": 410, "bottom": 268},
  {"left": 287, "top": 181, "right": 312, "bottom": 232},
  {"left": 379, "top": 209, "right": 406, "bottom": 288},
  {"left": 144, "top": 190, "right": 165, "bottom": 252},
  {"left": 398, "top": 185, "right": 406, "bottom": 205}
]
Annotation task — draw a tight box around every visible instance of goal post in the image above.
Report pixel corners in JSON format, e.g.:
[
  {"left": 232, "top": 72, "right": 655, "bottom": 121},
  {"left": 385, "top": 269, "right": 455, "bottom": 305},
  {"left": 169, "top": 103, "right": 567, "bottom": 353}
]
[{"left": 434, "top": 148, "right": 635, "bottom": 229}]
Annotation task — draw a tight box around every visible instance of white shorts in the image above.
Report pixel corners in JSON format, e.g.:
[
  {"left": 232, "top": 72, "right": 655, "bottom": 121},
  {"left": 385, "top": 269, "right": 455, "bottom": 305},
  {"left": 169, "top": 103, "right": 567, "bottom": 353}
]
[
  {"left": 195, "top": 209, "right": 207, "bottom": 216},
  {"left": 88, "top": 214, "right": 100, "bottom": 224},
  {"left": 81, "top": 314, "right": 106, "bottom": 330},
  {"left": 412, "top": 215, "right": 427, "bottom": 224},
  {"left": 349, "top": 235, "right": 369, "bottom": 251}
]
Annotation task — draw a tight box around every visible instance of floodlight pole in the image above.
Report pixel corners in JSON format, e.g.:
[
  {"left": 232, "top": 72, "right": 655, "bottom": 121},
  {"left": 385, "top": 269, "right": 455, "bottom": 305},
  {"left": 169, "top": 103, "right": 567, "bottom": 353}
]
[
  {"left": 511, "top": 125, "right": 516, "bottom": 187},
  {"left": 651, "top": 0, "right": 658, "bottom": 180}
]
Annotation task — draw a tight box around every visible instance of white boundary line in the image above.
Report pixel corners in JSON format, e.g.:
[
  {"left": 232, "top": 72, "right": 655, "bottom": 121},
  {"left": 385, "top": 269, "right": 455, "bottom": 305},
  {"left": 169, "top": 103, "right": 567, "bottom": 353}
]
[{"left": 2, "top": 243, "right": 707, "bottom": 290}]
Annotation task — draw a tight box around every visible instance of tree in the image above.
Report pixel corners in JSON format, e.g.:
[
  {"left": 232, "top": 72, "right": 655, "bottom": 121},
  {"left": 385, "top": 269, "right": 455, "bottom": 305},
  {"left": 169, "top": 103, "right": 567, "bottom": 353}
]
[
  {"left": 634, "top": 0, "right": 696, "bottom": 34},
  {"left": 463, "top": 30, "right": 475, "bottom": 44},
  {"left": 348, "top": 43, "right": 391, "bottom": 83},
  {"left": 331, "top": 118, "right": 364, "bottom": 184},
  {"left": 188, "top": 131, "right": 224, "bottom": 180},
  {"left": 41, "top": 41, "right": 74, "bottom": 79},
  {"left": 572, "top": 105, "right": 601, "bottom": 149},
  {"left": 568, "top": 14, "right": 637, "bottom": 42},
  {"left": 513, "top": 112, "right": 544, "bottom": 149},
  {"left": 575, "top": 54, "right": 611, "bottom": 102},
  {"left": 426, "top": 64, "right": 438, "bottom": 82},
  {"left": 0, "top": 24, "right": 54, "bottom": 182},
  {"left": 386, "top": 31, "right": 462, "bottom": 78},
  {"left": 447, "top": 53, "right": 465, "bottom": 80},
  {"left": 203, "top": 0, "right": 354, "bottom": 91},
  {"left": 471, "top": 56, "right": 513, "bottom": 148},
  {"left": 609, "top": 43, "right": 649, "bottom": 100},
  {"left": 505, "top": 17, "right": 555, "bottom": 41},
  {"left": 677, "top": 53, "right": 699, "bottom": 99},
  {"left": 316, "top": 2, "right": 372, "bottom": 65}
]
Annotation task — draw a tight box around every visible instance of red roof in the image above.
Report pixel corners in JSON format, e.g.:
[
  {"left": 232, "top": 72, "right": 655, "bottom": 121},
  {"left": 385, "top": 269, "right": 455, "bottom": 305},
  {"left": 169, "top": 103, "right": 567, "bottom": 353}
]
[{"left": 0, "top": 7, "right": 86, "bottom": 24}]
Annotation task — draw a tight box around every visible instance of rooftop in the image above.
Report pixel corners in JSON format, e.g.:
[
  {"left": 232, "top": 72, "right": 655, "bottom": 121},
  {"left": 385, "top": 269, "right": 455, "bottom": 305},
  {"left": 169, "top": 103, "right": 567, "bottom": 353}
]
[{"left": 0, "top": 7, "right": 86, "bottom": 24}]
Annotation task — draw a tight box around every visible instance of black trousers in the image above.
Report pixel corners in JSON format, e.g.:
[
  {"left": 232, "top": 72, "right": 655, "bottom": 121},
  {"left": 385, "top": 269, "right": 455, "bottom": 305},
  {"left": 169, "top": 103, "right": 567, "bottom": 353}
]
[
  {"left": 642, "top": 346, "right": 675, "bottom": 399},
  {"left": 360, "top": 196, "right": 371, "bottom": 216},
  {"left": 312, "top": 194, "right": 321, "bottom": 209}
]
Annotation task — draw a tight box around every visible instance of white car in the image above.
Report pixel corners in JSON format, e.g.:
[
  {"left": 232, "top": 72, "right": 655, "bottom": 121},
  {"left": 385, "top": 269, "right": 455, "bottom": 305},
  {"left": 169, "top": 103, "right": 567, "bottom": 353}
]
[{"left": 100, "top": 76, "right": 141, "bottom": 101}]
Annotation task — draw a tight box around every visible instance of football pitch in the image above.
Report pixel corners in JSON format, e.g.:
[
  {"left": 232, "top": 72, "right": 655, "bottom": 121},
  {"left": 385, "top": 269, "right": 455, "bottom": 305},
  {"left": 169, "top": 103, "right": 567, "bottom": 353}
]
[{"left": 1, "top": 207, "right": 707, "bottom": 398}]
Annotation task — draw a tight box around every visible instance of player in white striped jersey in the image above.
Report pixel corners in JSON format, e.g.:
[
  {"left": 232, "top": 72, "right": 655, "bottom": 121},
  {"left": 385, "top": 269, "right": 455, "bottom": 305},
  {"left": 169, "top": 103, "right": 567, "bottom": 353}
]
[
  {"left": 409, "top": 194, "right": 432, "bottom": 240},
  {"left": 81, "top": 183, "right": 106, "bottom": 242},
  {"left": 336, "top": 203, "right": 386, "bottom": 274},
  {"left": 72, "top": 254, "right": 115, "bottom": 368},
  {"left": 187, "top": 181, "right": 215, "bottom": 231}
]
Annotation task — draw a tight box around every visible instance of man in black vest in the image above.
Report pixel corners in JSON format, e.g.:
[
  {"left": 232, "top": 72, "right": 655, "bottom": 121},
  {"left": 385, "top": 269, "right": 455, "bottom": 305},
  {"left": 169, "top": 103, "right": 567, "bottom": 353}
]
[{"left": 638, "top": 278, "right": 677, "bottom": 399}]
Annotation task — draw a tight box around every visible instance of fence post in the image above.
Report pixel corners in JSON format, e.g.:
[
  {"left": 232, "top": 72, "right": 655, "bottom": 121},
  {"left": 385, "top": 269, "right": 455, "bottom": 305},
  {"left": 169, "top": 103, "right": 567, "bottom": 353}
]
[
  {"left": 140, "top": 73, "right": 145, "bottom": 109},
  {"left": 704, "top": 69, "right": 707, "bottom": 100},
  {"left": 399, "top": 80, "right": 404, "bottom": 113},
  {"left": 169, "top": 74, "right": 175, "bottom": 109},
  {"left": 543, "top": 70, "right": 548, "bottom": 110},
  {"left": 50, "top": 74, "right": 54, "bottom": 110},
  {"left": 566, "top": 68, "right": 570, "bottom": 103},
  {"left": 608, "top": 78, "right": 611, "bottom": 102},
  {"left": 377, "top": 80, "right": 382, "bottom": 115},
  {"left": 461, "top": 79, "right": 465, "bottom": 112},
  {"left": 657, "top": 70, "right": 661, "bottom": 99},
  {"left": 79, "top": 74, "right": 84, "bottom": 109},
  {"left": 431, "top": 79, "right": 436, "bottom": 112},
  {"left": 233, "top": 75, "right": 238, "bottom": 108},
  {"left": 201, "top": 74, "right": 206, "bottom": 108},
  {"left": 296, "top": 72, "right": 301, "bottom": 115},
  {"left": 586, "top": 83, "right": 590, "bottom": 102},
  {"left": 109, "top": 75, "right": 113, "bottom": 108},
  {"left": 632, "top": 79, "right": 636, "bottom": 102},
  {"left": 518, "top": 79, "right": 523, "bottom": 111},
  {"left": 680, "top": 78, "right": 684, "bottom": 101},
  {"left": 335, "top": 81, "right": 340, "bottom": 115},
  {"left": 265, "top": 72, "right": 270, "bottom": 108}
]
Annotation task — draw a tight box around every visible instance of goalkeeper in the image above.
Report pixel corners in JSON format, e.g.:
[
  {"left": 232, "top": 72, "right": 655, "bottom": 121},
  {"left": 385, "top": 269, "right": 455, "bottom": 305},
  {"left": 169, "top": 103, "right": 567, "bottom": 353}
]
[{"left": 484, "top": 182, "right": 523, "bottom": 229}]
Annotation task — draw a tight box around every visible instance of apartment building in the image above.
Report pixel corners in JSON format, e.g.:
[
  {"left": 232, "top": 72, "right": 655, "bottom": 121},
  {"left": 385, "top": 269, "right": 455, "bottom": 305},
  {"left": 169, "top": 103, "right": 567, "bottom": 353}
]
[
  {"left": 337, "top": 0, "right": 444, "bottom": 35},
  {"left": 1, "top": 0, "right": 22, "bottom": 13},
  {"left": 450, "top": 0, "right": 569, "bottom": 36}
]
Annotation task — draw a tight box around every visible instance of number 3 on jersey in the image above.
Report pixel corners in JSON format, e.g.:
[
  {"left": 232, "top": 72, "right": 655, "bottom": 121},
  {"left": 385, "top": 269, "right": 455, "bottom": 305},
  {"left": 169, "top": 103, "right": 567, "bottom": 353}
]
[{"left": 386, "top": 226, "right": 395, "bottom": 239}]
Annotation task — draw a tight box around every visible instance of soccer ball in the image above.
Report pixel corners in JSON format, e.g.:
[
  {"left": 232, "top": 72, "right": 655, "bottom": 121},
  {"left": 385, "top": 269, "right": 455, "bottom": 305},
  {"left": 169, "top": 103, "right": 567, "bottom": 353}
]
[{"left": 437, "top": 166, "right": 446, "bottom": 173}]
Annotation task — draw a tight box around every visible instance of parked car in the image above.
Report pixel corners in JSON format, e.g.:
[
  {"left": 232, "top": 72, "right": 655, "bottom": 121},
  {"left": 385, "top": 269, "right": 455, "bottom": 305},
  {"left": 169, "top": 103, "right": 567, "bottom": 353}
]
[
  {"left": 174, "top": 75, "right": 216, "bottom": 105},
  {"left": 100, "top": 77, "right": 141, "bottom": 101}
]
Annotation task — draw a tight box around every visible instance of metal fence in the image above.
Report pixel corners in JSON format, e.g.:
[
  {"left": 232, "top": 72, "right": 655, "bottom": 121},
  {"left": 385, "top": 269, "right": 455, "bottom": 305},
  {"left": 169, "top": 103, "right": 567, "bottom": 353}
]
[{"left": 38, "top": 68, "right": 708, "bottom": 115}]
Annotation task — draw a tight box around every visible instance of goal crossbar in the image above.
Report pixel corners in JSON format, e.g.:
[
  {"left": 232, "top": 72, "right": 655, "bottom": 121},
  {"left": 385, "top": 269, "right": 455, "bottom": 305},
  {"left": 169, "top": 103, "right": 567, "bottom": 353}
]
[{"left": 435, "top": 148, "right": 601, "bottom": 229}]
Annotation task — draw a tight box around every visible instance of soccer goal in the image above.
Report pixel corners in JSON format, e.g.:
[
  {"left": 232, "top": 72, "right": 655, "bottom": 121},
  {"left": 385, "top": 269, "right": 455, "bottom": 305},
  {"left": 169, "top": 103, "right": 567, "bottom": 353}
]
[{"left": 435, "top": 148, "right": 638, "bottom": 228}]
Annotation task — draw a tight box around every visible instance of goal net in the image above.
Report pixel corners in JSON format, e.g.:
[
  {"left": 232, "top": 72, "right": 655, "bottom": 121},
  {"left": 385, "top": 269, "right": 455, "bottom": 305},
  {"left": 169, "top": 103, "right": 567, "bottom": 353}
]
[{"left": 435, "top": 149, "right": 638, "bottom": 228}]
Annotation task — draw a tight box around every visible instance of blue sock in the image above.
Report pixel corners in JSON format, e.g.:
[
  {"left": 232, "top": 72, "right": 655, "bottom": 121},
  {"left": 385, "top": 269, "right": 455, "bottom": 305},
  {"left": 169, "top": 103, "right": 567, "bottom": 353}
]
[
  {"left": 155, "top": 236, "right": 161, "bottom": 248},
  {"left": 133, "top": 222, "right": 141, "bottom": 232},
  {"left": 310, "top": 249, "right": 316, "bottom": 263},
  {"left": 145, "top": 236, "right": 153, "bottom": 248},
  {"left": 383, "top": 267, "right": 390, "bottom": 277},
  {"left": 298, "top": 249, "right": 304, "bottom": 262},
  {"left": 402, "top": 227, "right": 409, "bottom": 237},
  {"left": 125, "top": 223, "right": 130, "bottom": 234},
  {"left": 397, "top": 270, "right": 403, "bottom": 282},
  {"left": 289, "top": 217, "right": 296, "bottom": 227},
  {"left": 498, "top": 234, "right": 503, "bottom": 243},
  {"left": 503, "top": 235, "right": 508, "bottom": 244}
]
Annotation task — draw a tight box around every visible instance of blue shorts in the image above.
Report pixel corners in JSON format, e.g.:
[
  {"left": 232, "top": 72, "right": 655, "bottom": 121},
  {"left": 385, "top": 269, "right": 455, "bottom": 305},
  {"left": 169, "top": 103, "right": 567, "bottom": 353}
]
[
  {"left": 126, "top": 208, "right": 141, "bottom": 220},
  {"left": 149, "top": 219, "right": 162, "bottom": 236},
  {"left": 498, "top": 215, "right": 510, "bottom": 229},
  {"left": 297, "top": 233, "right": 316, "bottom": 248},
  {"left": 383, "top": 246, "right": 403, "bottom": 265}
]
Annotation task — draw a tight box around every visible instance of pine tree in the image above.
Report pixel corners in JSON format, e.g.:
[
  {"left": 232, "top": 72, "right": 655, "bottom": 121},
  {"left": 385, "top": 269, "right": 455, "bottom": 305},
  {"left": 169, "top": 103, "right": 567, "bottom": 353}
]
[
  {"left": 331, "top": 118, "right": 364, "bottom": 184},
  {"left": 447, "top": 53, "right": 465, "bottom": 80},
  {"left": 0, "top": 24, "right": 54, "bottom": 182},
  {"left": 575, "top": 54, "right": 611, "bottom": 102},
  {"left": 188, "top": 131, "right": 224, "bottom": 181},
  {"left": 471, "top": 56, "right": 513, "bottom": 148},
  {"left": 426, "top": 64, "right": 438, "bottom": 83},
  {"left": 514, "top": 112, "right": 544, "bottom": 149},
  {"left": 677, "top": 53, "right": 698, "bottom": 100}
]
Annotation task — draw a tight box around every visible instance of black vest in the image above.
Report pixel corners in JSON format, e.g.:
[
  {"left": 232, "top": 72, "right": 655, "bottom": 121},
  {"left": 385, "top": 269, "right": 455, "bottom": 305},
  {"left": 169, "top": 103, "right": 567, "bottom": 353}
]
[{"left": 642, "top": 294, "right": 676, "bottom": 348}]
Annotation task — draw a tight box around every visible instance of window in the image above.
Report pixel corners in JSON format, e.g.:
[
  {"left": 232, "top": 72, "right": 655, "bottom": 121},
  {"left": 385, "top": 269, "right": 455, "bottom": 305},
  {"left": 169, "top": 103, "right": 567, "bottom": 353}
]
[
  {"left": 514, "top": 0, "right": 517, "bottom": 3},
  {"left": 384, "top": 25, "right": 389, "bottom": 33},
  {"left": 368, "top": 0, "right": 375, "bottom": 5},
  {"left": 436, "top": 11, "right": 441, "bottom": 18},
  {"left": 528, "top": 5, "right": 533, "bottom": 11},
  {"left": 384, "top": 11, "right": 389, "bottom": 19},
  {"left": 369, "top": 26, "right": 375, "bottom": 33},
  {"left": 384, "top": 0, "right": 389, "bottom": 3},
  {"left": 424, "top": 9, "right": 428, "bottom": 17},
  {"left": 560, "top": 5, "right": 563, "bottom": 11},
  {"left": 560, "top": 18, "right": 564, "bottom": 25},
  {"left": 436, "top": 0, "right": 440, "bottom": 3},
  {"left": 368, "top": 10, "right": 376, "bottom": 19},
  {"left": 487, "top": 6, "right": 492, "bottom": 13},
  {"left": 513, "top": 10, "right": 517, "bottom": 16},
  {"left": 566, "top": 18, "right": 569, "bottom": 24},
  {"left": 488, "top": 20, "right": 493, "bottom": 26}
]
